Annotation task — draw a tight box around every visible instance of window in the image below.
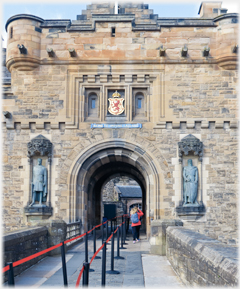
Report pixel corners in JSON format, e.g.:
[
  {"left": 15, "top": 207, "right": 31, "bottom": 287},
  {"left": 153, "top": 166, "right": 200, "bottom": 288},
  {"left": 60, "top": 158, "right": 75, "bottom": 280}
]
[
  {"left": 10, "top": 27, "right": 13, "bottom": 39},
  {"left": 111, "top": 27, "right": 115, "bottom": 37},
  {"left": 91, "top": 98, "right": 96, "bottom": 109},
  {"left": 135, "top": 93, "right": 144, "bottom": 113},
  {"left": 137, "top": 98, "right": 142, "bottom": 109},
  {"left": 87, "top": 92, "right": 99, "bottom": 118},
  {"left": 132, "top": 88, "right": 148, "bottom": 120}
]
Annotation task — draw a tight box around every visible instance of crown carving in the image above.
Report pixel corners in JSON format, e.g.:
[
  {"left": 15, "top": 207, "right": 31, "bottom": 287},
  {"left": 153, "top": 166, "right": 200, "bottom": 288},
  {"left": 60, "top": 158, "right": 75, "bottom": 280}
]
[{"left": 112, "top": 90, "right": 121, "bottom": 98}]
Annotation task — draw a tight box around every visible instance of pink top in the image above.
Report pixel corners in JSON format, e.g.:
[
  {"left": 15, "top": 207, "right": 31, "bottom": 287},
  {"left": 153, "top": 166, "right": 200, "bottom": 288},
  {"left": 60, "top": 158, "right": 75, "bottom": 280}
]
[{"left": 131, "top": 209, "right": 144, "bottom": 227}]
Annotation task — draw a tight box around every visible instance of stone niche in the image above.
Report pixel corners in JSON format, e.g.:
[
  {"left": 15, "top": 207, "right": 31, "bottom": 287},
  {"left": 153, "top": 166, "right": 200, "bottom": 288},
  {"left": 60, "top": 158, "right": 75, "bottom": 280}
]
[
  {"left": 24, "top": 135, "right": 53, "bottom": 222},
  {"left": 176, "top": 134, "right": 205, "bottom": 221}
]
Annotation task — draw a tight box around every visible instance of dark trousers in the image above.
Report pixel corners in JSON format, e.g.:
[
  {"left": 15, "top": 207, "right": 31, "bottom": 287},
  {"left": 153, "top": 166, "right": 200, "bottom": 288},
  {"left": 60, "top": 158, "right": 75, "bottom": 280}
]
[{"left": 132, "top": 225, "right": 140, "bottom": 240}]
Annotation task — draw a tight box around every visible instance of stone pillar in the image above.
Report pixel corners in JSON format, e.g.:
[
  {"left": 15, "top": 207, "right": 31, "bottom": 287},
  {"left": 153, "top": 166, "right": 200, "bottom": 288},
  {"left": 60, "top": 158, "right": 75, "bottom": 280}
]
[
  {"left": 37, "top": 219, "right": 67, "bottom": 255},
  {"left": 149, "top": 219, "right": 183, "bottom": 255}
]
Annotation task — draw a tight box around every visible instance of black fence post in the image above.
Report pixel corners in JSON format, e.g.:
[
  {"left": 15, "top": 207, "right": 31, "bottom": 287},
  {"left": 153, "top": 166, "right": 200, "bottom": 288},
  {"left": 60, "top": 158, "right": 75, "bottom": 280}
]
[
  {"left": 85, "top": 232, "right": 94, "bottom": 272},
  {"left": 111, "top": 220, "right": 113, "bottom": 233},
  {"left": 125, "top": 216, "right": 129, "bottom": 241},
  {"left": 61, "top": 242, "right": 68, "bottom": 286},
  {"left": 106, "top": 221, "right": 110, "bottom": 245},
  {"left": 123, "top": 220, "right": 128, "bottom": 245},
  {"left": 115, "top": 226, "right": 125, "bottom": 260},
  {"left": 92, "top": 227, "right": 101, "bottom": 259},
  {"left": 7, "top": 262, "right": 14, "bottom": 286},
  {"left": 119, "top": 225, "right": 127, "bottom": 249},
  {"left": 107, "top": 232, "right": 120, "bottom": 274},
  {"left": 127, "top": 216, "right": 129, "bottom": 234},
  {"left": 85, "top": 232, "right": 88, "bottom": 263},
  {"left": 106, "top": 221, "right": 108, "bottom": 239},
  {"left": 82, "top": 262, "right": 89, "bottom": 286},
  {"left": 101, "top": 242, "right": 106, "bottom": 287},
  {"left": 102, "top": 222, "right": 104, "bottom": 244}
]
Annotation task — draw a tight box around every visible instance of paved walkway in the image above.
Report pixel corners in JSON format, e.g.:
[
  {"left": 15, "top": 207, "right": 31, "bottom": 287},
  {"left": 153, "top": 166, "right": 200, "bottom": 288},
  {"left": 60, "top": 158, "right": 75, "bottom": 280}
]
[{"left": 7, "top": 232, "right": 183, "bottom": 288}]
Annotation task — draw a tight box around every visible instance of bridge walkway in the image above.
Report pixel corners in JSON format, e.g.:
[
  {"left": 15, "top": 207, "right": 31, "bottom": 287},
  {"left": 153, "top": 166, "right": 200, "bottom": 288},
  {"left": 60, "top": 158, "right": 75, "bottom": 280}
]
[{"left": 9, "top": 233, "right": 183, "bottom": 287}]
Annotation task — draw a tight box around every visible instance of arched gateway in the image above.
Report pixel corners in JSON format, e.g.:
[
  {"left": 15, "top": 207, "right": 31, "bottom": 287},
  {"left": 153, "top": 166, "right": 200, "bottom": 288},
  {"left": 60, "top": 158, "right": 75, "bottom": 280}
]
[{"left": 67, "top": 139, "right": 161, "bottom": 236}]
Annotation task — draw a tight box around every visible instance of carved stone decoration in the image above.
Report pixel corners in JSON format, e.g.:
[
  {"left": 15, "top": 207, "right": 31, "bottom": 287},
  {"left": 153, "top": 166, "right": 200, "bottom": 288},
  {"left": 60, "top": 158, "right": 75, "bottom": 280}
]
[
  {"left": 17, "top": 44, "right": 27, "bottom": 54},
  {"left": 27, "top": 135, "right": 52, "bottom": 159},
  {"left": 3, "top": 111, "right": 11, "bottom": 118},
  {"left": 181, "top": 45, "right": 188, "bottom": 57},
  {"left": 108, "top": 90, "right": 125, "bottom": 115},
  {"left": 176, "top": 134, "right": 205, "bottom": 221},
  {"left": 69, "top": 48, "right": 76, "bottom": 57},
  {"left": 47, "top": 48, "right": 54, "bottom": 57},
  {"left": 178, "top": 134, "right": 203, "bottom": 162},
  {"left": 25, "top": 135, "right": 53, "bottom": 221},
  {"left": 159, "top": 45, "right": 166, "bottom": 57},
  {"left": 203, "top": 46, "right": 210, "bottom": 57}
]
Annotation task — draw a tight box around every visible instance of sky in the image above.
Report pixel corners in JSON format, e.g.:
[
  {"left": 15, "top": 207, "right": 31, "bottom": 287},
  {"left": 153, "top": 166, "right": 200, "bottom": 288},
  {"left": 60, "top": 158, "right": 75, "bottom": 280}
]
[{"left": 1, "top": 0, "right": 239, "bottom": 48}]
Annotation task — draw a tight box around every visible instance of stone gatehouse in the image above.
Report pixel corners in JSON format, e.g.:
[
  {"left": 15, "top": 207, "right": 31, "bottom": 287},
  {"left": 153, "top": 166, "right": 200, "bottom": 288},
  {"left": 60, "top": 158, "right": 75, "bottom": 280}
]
[{"left": 2, "top": 2, "right": 238, "bottom": 245}]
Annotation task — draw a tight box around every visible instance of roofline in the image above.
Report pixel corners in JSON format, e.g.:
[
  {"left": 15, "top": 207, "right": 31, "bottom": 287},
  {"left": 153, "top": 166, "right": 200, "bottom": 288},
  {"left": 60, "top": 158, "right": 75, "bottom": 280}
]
[
  {"left": 198, "top": 1, "right": 223, "bottom": 15},
  {"left": 5, "top": 14, "right": 44, "bottom": 31}
]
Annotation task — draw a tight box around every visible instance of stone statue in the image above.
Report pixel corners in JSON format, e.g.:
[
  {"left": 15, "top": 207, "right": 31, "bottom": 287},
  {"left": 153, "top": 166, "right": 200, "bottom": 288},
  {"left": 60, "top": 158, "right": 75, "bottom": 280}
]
[
  {"left": 30, "top": 158, "right": 47, "bottom": 206},
  {"left": 183, "top": 159, "right": 199, "bottom": 206}
]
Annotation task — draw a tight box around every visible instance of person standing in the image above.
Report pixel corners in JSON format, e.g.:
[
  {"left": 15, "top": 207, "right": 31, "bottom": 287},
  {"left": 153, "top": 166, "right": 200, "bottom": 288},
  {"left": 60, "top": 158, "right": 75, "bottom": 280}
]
[{"left": 130, "top": 206, "right": 144, "bottom": 243}]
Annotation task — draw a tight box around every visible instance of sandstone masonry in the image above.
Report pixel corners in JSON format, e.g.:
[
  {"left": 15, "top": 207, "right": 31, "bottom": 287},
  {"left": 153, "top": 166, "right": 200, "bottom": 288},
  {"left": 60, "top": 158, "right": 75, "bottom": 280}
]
[{"left": 2, "top": 2, "right": 238, "bottom": 244}]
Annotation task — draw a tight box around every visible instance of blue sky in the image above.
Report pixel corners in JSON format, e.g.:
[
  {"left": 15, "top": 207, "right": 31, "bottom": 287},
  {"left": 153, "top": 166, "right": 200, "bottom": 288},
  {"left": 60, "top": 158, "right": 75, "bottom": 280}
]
[{"left": 1, "top": 0, "right": 239, "bottom": 47}]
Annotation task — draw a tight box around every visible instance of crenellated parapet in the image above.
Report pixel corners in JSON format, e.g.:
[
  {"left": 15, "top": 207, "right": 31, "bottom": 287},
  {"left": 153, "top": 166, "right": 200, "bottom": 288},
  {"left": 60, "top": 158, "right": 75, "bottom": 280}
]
[{"left": 5, "top": 3, "right": 238, "bottom": 72}]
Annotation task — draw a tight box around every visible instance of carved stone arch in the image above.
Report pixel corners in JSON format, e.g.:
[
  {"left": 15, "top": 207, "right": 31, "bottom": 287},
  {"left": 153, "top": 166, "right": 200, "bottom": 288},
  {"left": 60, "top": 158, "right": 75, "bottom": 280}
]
[{"left": 60, "top": 138, "right": 166, "bottom": 236}]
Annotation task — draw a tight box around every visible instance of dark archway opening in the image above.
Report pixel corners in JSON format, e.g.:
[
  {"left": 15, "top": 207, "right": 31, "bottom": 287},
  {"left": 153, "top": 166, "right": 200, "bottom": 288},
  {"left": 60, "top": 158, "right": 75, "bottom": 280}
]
[{"left": 87, "top": 161, "right": 146, "bottom": 232}]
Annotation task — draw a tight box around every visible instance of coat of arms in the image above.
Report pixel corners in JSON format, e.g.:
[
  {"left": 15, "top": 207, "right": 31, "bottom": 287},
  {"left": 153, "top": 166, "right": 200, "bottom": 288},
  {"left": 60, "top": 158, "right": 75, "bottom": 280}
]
[{"left": 108, "top": 91, "right": 125, "bottom": 115}]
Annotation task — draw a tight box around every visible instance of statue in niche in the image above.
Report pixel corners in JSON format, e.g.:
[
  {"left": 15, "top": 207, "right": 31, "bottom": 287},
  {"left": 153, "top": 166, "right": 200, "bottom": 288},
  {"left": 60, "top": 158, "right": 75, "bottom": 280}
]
[
  {"left": 30, "top": 158, "right": 47, "bottom": 206},
  {"left": 183, "top": 159, "right": 199, "bottom": 206}
]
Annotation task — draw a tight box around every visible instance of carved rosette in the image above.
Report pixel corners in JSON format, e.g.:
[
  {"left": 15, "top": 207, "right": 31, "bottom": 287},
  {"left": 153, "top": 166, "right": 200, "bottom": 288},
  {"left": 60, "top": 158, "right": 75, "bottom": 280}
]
[
  {"left": 27, "top": 135, "right": 52, "bottom": 160},
  {"left": 178, "top": 134, "right": 203, "bottom": 162}
]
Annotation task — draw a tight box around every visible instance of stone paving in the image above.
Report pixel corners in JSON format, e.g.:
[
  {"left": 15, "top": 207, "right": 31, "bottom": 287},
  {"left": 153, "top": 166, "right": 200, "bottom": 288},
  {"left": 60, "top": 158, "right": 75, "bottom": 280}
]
[{"left": 7, "top": 231, "right": 183, "bottom": 288}]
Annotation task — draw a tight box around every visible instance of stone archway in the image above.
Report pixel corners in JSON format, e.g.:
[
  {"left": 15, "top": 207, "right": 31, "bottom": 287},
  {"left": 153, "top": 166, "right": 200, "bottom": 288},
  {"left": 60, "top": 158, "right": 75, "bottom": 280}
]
[{"left": 66, "top": 139, "right": 162, "bottom": 237}]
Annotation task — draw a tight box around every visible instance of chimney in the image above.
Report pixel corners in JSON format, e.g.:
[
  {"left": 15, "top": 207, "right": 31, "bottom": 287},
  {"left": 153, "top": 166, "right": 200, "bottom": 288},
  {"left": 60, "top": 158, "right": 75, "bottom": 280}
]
[{"left": 198, "top": 2, "right": 228, "bottom": 18}]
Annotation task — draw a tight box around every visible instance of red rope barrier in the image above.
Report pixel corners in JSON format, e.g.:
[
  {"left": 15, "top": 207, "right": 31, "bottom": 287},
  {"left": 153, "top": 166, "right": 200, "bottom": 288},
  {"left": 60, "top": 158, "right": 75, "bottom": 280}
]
[
  {"left": 90, "top": 243, "right": 105, "bottom": 265},
  {"left": 87, "top": 227, "right": 94, "bottom": 234},
  {"left": 13, "top": 243, "right": 62, "bottom": 267},
  {"left": 106, "top": 233, "right": 113, "bottom": 244},
  {"left": 64, "top": 232, "right": 86, "bottom": 244},
  {"left": 75, "top": 264, "right": 85, "bottom": 287},
  {"left": 2, "top": 215, "right": 127, "bottom": 273},
  {"left": 2, "top": 265, "right": 9, "bottom": 273}
]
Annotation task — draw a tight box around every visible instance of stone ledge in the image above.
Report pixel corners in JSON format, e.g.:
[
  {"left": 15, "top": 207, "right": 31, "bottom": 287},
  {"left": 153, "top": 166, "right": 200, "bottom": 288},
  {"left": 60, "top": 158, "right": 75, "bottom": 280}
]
[
  {"left": 166, "top": 227, "right": 238, "bottom": 286},
  {"left": 4, "top": 226, "right": 48, "bottom": 245},
  {"left": 2, "top": 120, "right": 239, "bottom": 130},
  {"left": 153, "top": 120, "right": 238, "bottom": 130}
]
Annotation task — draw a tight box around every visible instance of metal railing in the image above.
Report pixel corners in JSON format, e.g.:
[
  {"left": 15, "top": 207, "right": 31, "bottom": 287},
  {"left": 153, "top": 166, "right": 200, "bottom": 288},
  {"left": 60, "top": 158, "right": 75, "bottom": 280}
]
[{"left": 66, "top": 220, "right": 82, "bottom": 245}]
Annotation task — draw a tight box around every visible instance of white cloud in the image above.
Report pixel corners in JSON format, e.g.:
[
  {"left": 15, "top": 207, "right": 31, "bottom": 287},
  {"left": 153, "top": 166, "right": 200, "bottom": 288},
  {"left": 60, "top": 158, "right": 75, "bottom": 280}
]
[
  {"left": 55, "top": 13, "right": 63, "bottom": 19},
  {"left": 24, "top": 8, "right": 32, "bottom": 15},
  {"left": 221, "top": 1, "right": 239, "bottom": 13}
]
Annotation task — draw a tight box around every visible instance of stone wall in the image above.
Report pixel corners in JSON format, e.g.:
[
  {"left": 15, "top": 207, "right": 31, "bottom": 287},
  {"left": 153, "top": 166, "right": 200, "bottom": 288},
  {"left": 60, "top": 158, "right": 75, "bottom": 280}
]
[
  {"left": 101, "top": 177, "right": 139, "bottom": 218},
  {"left": 2, "top": 122, "right": 238, "bottom": 244},
  {"left": 3, "top": 227, "right": 48, "bottom": 280},
  {"left": 166, "top": 227, "right": 238, "bottom": 286},
  {"left": 2, "top": 3, "right": 238, "bottom": 242},
  {"left": 102, "top": 176, "right": 138, "bottom": 202}
]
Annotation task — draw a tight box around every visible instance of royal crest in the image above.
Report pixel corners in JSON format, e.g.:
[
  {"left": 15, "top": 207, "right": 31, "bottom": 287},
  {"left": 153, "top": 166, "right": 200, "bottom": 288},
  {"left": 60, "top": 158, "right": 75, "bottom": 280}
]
[{"left": 108, "top": 90, "right": 125, "bottom": 115}]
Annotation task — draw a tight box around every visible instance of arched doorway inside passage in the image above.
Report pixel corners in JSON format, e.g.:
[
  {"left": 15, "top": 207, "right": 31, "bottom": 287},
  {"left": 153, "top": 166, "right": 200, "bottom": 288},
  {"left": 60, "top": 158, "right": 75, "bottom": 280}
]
[{"left": 66, "top": 139, "right": 161, "bottom": 238}]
